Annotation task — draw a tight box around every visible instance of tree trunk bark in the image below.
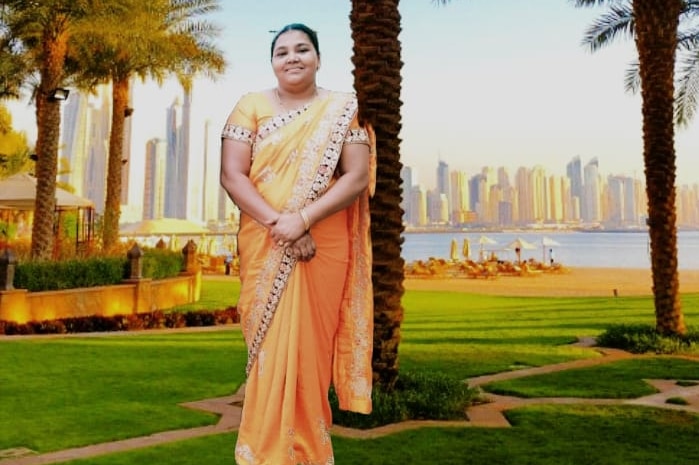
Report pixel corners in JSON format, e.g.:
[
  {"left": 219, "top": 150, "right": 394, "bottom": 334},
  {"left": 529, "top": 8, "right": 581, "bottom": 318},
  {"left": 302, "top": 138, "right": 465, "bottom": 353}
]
[
  {"left": 102, "top": 76, "right": 129, "bottom": 252},
  {"left": 633, "top": 0, "right": 685, "bottom": 335},
  {"left": 351, "top": 0, "right": 405, "bottom": 390},
  {"left": 30, "top": 26, "right": 68, "bottom": 260}
]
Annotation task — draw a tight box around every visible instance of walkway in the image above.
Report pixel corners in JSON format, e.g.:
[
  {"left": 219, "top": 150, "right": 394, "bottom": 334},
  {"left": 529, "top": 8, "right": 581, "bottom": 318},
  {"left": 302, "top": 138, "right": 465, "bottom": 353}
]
[{"left": 2, "top": 340, "right": 699, "bottom": 464}]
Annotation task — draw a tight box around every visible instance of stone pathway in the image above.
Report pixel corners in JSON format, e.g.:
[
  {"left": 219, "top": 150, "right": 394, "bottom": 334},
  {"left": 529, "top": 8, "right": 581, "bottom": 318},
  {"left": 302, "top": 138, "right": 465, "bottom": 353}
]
[{"left": 3, "top": 341, "right": 699, "bottom": 464}]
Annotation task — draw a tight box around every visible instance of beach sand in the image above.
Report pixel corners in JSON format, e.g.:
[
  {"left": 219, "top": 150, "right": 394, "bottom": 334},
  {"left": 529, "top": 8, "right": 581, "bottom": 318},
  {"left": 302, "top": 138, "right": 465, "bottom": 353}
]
[{"left": 404, "top": 267, "right": 699, "bottom": 297}]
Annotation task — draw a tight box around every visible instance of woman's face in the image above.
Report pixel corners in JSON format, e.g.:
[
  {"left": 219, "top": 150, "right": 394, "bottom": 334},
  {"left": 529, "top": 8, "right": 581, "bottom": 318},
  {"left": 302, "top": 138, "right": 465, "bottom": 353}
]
[{"left": 271, "top": 30, "right": 320, "bottom": 88}]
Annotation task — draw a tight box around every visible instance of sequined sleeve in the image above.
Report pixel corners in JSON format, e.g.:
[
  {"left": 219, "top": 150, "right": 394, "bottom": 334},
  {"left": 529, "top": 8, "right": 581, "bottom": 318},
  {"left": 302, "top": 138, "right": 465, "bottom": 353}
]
[
  {"left": 221, "top": 93, "right": 257, "bottom": 145},
  {"left": 343, "top": 113, "right": 370, "bottom": 146}
]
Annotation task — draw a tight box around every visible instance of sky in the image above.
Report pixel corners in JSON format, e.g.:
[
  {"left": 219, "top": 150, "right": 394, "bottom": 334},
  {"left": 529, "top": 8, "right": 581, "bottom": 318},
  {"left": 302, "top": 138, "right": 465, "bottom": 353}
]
[{"left": 5, "top": 0, "right": 699, "bottom": 192}]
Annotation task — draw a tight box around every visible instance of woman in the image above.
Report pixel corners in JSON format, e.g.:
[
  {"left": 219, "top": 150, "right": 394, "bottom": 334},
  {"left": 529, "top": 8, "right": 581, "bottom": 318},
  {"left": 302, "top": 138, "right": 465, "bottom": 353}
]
[{"left": 220, "top": 23, "right": 375, "bottom": 465}]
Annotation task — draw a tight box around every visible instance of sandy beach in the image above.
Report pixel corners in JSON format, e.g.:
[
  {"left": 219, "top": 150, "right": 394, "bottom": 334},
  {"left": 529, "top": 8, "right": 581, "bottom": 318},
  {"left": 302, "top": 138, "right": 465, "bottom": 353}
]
[{"left": 403, "top": 267, "right": 699, "bottom": 297}]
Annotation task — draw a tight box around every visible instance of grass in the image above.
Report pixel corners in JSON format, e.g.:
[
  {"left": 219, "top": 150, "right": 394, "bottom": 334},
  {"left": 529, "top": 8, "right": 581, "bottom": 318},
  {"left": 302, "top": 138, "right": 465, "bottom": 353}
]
[
  {"left": 61, "top": 406, "right": 699, "bottom": 465},
  {"left": 168, "top": 278, "right": 241, "bottom": 312},
  {"left": 0, "top": 331, "right": 247, "bottom": 452},
  {"left": 1, "top": 278, "right": 699, "bottom": 463},
  {"left": 484, "top": 357, "right": 699, "bottom": 398}
]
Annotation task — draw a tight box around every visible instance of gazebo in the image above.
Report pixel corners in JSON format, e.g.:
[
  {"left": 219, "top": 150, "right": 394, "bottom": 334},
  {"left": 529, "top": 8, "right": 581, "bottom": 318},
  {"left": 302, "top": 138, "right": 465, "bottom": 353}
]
[{"left": 0, "top": 173, "right": 95, "bottom": 251}]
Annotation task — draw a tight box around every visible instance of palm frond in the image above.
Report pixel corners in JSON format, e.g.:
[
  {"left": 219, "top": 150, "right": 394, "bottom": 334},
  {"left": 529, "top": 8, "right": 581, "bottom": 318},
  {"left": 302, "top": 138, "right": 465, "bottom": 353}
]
[
  {"left": 572, "top": 0, "right": 625, "bottom": 7},
  {"left": 623, "top": 59, "right": 640, "bottom": 94},
  {"left": 581, "top": 2, "right": 634, "bottom": 52},
  {"left": 677, "top": 26, "right": 699, "bottom": 51},
  {"left": 674, "top": 49, "right": 699, "bottom": 127}
]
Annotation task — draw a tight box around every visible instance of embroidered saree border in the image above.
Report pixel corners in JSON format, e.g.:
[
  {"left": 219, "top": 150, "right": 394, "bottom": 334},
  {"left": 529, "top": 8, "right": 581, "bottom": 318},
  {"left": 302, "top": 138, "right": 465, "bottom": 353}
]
[{"left": 244, "top": 93, "right": 360, "bottom": 377}]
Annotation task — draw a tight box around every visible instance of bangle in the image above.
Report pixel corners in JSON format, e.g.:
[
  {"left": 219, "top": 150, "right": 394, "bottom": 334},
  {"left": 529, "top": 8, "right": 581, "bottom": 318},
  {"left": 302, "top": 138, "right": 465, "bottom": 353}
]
[{"left": 299, "top": 208, "right": 311, "bottom": 231}]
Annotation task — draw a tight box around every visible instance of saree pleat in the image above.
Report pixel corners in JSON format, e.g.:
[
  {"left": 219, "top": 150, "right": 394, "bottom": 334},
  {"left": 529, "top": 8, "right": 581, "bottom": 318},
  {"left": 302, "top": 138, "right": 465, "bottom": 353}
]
[{"left": 226, "top": 91, "right": 374, "bottom": 465}]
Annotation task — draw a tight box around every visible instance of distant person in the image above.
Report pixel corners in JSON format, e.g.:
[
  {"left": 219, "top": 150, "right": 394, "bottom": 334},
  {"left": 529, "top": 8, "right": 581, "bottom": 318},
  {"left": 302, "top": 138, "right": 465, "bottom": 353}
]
[
  {"left": 219, "top": 23, "right": 375, "bottom": 465},
  {"left": 549, "top": 248, "right": 555, "bottom": 266}
]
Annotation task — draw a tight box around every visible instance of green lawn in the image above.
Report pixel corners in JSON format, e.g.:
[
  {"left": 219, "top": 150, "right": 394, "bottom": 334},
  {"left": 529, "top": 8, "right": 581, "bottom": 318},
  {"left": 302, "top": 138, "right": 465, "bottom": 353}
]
[
  {"left": 61, "top": 405, "right": 699, "bottom": 465},
  {"left": 0, "top": 331, "right": 247, "bottom": 452},
  {"left": 1, "top": 279, "right": 698, "bottom": 463}
]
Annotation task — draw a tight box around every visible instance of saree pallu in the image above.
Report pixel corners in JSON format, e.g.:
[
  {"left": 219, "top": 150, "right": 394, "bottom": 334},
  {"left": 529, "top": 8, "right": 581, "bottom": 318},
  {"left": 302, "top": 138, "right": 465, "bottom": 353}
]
[{"left": 223, "top": 91, "right": 374, "bottom": 465}]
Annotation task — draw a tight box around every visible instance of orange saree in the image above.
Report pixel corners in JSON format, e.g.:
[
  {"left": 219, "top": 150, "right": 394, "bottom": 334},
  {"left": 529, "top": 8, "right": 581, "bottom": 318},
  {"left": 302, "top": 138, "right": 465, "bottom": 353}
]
[{"left": 221, "top": 91, "right": 374, "bottom": 465}]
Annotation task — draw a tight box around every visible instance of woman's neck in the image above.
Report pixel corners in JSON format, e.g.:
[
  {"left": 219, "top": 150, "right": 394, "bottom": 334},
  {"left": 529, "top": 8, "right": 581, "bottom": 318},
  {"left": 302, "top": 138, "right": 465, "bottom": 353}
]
[{"left": 275, "top": 84, "right": 319, "bottom": 110}]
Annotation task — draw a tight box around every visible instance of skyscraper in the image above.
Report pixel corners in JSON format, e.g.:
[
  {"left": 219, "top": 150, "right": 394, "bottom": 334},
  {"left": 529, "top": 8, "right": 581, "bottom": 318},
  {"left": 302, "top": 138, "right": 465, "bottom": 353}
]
[
  {"left": 566, "top": 156, "right": 583, "bottom": 199},
  {"left": 164, "top": 96, "right": 185, "bottom": 218},
  {"left": 143, "top": 138, "right": 167, "bottom": 220},
  {"left": 583, "top": 157, "right": 601, "bottom": 222},
  {"left": 59, "top": 84, "right": 111, "bottom": 213},
  {"left": 400, "top": 165, "right": 415, "bottom": 225}
]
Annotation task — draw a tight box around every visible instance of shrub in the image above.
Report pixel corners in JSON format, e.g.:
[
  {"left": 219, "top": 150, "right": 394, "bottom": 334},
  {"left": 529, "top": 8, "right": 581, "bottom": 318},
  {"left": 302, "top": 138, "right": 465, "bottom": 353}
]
[
  {"left": 142, "top": 248, "right": 184, "bottom": 279},
  {"left": 14, "top": 257, "right": 126, "bottom": 291},
  {"left": 597, "top": 324, "right": 699, "bottom": 354},
  {"left": 330, "top": 370, "right": 479, "bottom": 429},
  {"left": 0, "top": 307, "right": 240, "bottom": 336},
  {"left": 12, "top": 248, "right": 184, "bottom": 292}
]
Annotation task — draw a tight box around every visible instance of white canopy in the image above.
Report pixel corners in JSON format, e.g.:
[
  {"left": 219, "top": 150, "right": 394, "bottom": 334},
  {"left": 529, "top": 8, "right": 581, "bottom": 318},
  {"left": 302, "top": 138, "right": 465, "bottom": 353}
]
[{"left": 0, "top": 173, "right": 94, "bottom": 210}]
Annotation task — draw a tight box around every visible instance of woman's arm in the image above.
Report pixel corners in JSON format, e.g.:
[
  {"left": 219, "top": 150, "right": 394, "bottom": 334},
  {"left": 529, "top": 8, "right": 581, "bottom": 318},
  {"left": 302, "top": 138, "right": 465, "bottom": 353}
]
[
  {"left": 270, "top": 141, "right": 370, "bottom": 244},
  {"left": 220, "top": 138, "right": 280, "bottom": 228}
]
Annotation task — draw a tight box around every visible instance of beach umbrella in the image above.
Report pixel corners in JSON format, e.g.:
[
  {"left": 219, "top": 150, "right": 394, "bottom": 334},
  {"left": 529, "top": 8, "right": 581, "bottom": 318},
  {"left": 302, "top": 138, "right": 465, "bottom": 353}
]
[
  {"left": 462, "top": 238, "right": 471, "bottom": 260},
  {"left": 478, "top": 235, "right": 497, "bottom": 245},
  {"left": 477, "top": 235, "right": 497, "bottom": 261},
  {"left": 450, "top": 238, "right": 459, "bottom": 261},
  {"left": 541, "top": 236, "right": 561, "bottom": 263},
  {"left": 506, "top": 237, "right": 537, "bottom": 264}
]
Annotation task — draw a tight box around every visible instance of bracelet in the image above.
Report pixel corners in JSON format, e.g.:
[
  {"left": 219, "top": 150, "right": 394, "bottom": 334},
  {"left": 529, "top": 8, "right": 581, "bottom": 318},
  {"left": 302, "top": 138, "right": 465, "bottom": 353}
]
[{"left": 299, "top": 208, "right": 311, "bottom": 232}]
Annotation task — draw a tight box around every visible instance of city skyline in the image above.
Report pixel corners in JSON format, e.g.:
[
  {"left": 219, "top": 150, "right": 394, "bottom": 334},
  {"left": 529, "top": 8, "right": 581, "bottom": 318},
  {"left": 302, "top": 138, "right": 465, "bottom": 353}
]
[
  {"left": 5, "top": 1, "right": 699, "bottom": 197},
  {"left": 401, "top": 155, "right": 699, "bottom": 228}
]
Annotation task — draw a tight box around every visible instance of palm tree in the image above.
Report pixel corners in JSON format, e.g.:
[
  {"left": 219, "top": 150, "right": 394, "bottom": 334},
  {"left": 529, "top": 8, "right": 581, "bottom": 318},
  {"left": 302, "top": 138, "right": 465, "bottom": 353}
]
[
  {"left": 67, "top": 0, "right": 225, "bottom": 251},
  {"left": 579, "top": 0, "right": 699, "bottom": 126},
  {"left": 350, "top": 0, "right": 405, "bottom": 389},
  {"left": 1, "top": 1, "right": 74, "bottom": 259},
  {"left": 575, "top": 0, "right": 686, "bottom": 335},
  {"left": 0, "top": 1, "right": 131, "bottom": 259}
]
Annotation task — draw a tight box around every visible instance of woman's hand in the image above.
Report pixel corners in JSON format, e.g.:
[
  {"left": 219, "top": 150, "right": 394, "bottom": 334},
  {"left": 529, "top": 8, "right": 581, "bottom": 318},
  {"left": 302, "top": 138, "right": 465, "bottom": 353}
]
[
  {"left": 270, "top": 212, "right": 307, "bottom": 246},
  {"left": 289, "top": 233, "right": 316, "bottom": 261}
]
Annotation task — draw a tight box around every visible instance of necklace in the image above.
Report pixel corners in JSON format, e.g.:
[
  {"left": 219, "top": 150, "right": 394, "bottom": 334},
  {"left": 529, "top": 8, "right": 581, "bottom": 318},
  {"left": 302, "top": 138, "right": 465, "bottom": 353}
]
[{"left": 275, "top": 87, "right": 319, "bottom": 112}]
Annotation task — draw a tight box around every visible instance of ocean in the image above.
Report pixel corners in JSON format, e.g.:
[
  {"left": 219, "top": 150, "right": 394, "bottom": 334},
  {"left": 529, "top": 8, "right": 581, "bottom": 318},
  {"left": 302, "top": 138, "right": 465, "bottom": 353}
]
[{"left": 401, "top": 230, "right": 699, "bottom": 270}]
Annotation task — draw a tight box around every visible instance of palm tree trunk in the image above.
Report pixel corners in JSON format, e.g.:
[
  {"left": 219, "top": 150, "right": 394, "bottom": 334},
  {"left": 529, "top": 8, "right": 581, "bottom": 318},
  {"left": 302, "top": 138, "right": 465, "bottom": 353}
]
[
  {"left": 102, "top": 76, "right": 129, "bottom": 252},
  {"left": 633, "top": 0, "right": 685, "bottom": 335},
  {"left": 351, "top": 0, "right": 405, "bottom": 390},
  {"left": 30, "top": 26, "right": 68, "bottom": 260}
]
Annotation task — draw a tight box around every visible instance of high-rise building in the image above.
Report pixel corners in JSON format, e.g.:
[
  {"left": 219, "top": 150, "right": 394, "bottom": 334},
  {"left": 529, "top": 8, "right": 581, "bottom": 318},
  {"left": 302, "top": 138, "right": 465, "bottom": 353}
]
[
  {"left": 143, "top": 138, "right": 167, "bottom": 220},
  {"left": 60, "top": 84, "right": 112, "bottom": 214},
  {"left": 566, "top": 155, "right": 583, "bottom": 201},
  {"left": 409, "top": 185, "right": 427, "bottom": 226},
  {"left": 449, "top": 170, "right": 469, "bottom": 224},
  {"left": 436, "top": 160, "right": 450, "bottom": 200},
  {"left": 547, "top": 175, "right": 564, "bottom": 223},
  {"left": 400, "top": 165, "right": 415, "bottom": 225},
  {"left": 515, "top": 167, "right": 533, "bottom": 224},
  {"left": 583, "top": 157, "right": 601, "bottom": 222},
  {"left": 531, "top": 165, "right": 548, "bottom": 223},
  {"left": 164, "top": 96, "right": 185, "bottom": 218},
  {"left": 201, "top": 120, "right": 220, "bottom": 223}
]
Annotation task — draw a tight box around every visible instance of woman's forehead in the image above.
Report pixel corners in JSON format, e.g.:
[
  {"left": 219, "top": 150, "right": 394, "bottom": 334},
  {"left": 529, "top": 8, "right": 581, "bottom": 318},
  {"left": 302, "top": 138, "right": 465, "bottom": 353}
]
[{"left": 273, "top": 30, "right": 312, "bottom": 49}]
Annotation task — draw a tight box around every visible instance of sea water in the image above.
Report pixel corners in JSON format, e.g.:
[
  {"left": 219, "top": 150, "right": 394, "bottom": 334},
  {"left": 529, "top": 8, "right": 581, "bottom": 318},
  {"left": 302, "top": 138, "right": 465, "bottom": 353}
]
[{"left": 401, "top": 230, "right": 699, "bottom": 270}]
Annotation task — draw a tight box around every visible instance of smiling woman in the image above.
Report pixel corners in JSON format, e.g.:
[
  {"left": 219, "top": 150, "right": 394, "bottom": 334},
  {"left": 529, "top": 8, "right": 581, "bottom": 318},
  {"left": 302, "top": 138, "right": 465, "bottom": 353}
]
[{"left": 219, "top": 22, "right": 376, "bottom": 465}]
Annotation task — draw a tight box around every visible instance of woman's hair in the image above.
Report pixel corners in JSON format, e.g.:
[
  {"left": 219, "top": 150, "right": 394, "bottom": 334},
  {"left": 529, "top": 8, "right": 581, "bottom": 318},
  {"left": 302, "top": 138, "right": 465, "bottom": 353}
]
[{"left": 270, "top": 23, "right": 320, "bottom": 59}]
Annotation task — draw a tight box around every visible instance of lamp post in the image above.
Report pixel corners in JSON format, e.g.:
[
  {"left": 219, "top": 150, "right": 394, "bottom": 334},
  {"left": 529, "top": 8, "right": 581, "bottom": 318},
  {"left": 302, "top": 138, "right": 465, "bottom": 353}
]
[{"left": 49, "top": 88, "right": 70, "bottom": 101}]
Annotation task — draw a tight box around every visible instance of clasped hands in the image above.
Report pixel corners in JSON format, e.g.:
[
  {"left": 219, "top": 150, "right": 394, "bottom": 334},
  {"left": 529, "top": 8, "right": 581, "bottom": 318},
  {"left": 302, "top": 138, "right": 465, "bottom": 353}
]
[{"left": 270, "top": 211, "right": 316, "bottom": 261}]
